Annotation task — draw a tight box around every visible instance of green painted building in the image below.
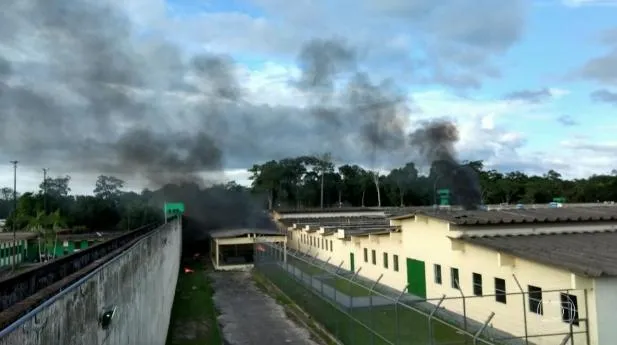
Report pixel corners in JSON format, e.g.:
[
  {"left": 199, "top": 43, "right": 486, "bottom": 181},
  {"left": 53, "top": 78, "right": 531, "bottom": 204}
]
[{"left": 0, "top": 240, "right": 28, "bottom": 267}]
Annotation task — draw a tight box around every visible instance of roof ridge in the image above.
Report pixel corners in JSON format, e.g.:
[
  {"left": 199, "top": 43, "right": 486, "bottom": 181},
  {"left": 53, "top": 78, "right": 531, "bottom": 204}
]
[{"left": 465, "top": 228, "right": 617, "bottom": 239}]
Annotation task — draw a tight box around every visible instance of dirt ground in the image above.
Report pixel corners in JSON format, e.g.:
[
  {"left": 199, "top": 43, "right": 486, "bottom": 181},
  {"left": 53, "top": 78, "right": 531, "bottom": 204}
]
[{"left": 209, "top": 270, "right": 320, "bottom": 345}]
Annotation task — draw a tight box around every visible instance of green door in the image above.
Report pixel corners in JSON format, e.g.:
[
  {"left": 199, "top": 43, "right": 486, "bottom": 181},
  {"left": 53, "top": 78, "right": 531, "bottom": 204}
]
[
  {"left": 350, "top": 253, "right": 355, "bottom": 272},
  {"left": 406, "top": 258, "right": 427, "bottom": 298}
]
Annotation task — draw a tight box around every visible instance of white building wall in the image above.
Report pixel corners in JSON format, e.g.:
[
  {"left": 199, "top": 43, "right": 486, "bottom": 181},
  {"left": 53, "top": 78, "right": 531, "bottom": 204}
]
[
  {"left": 284, "top": 217, "right": 602, "bottom": 345},
  {"left": 591, "top": 277, "right": 617, "bottom": 345},
  {"left": 398, "top": 215, "right": 594, "bottom": 345}
]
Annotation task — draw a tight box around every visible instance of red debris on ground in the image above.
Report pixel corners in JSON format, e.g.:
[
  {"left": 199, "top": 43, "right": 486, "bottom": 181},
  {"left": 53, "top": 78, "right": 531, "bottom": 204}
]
[{"left": 184, "top": 267, "right": 194, "bottom": 273}]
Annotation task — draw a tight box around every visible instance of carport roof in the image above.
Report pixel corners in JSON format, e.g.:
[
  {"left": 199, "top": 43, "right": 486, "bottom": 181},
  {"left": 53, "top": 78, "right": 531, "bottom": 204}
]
[{"left": 210, "top": 228, "right": 283, "bottom": 239}]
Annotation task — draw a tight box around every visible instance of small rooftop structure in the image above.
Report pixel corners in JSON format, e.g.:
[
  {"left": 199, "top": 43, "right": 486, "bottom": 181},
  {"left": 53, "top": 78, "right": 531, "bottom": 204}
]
[
  {"left": 459, "top": 230, "right": 617, "bottom": 277},
  {"left": 209, "top": 228, "right": 286, "bottom": 271},
  {"left": 209, "top": 228, "right": 281, "bottom": 239}
]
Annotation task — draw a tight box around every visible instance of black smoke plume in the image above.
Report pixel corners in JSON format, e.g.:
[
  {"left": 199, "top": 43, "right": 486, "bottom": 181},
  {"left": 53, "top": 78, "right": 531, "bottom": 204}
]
[
  {"left": 294, "top": 38, "right": 485, "bottom": 209},
  {"left": 408, "top": 120, "right": 482, "bottom": 210}
]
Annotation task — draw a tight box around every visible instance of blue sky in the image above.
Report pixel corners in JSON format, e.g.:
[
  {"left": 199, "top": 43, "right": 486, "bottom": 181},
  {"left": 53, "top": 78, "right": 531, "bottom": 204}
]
[
  {"left": 1, "top": 0, "right": 617, "bottom": 194},
  {"left": 159, "top": 0, "right": 617, "bottom": 176}
]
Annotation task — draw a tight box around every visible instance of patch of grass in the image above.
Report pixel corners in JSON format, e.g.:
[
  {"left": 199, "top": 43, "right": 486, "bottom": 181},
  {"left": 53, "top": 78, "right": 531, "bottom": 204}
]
[
  {"left": 287, "top": 258, "right": 371, "bottom": 297},
  {"left": 257, "top": 263, "right": 476, "bottom": 345},
  {"left": 253, "top": 271, "right": 338, "bottom": 345},
  {"left": 165, "top": 260, "right": 222, "bottom": 345},
  {"left": 324, "top": 277, "right": 372, "bottom": 297}
]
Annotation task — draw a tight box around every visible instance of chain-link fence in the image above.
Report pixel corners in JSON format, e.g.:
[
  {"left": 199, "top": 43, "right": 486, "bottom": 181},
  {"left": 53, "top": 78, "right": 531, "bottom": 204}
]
[{"left": 254, "top": 241, "right": 589, "bottom": 345}]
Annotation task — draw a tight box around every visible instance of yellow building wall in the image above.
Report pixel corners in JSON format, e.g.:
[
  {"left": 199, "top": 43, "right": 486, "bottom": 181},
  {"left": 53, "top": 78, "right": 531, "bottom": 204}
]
[{"left": 400, "top": 215, "right": 593, "bottom": 345}]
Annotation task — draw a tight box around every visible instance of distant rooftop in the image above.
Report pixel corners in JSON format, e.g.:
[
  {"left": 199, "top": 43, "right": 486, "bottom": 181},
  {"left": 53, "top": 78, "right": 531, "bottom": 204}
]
[
  {"left": 459, "top": 230, "right": 617, "bottom": 277},
  {"left": 209, "top": 228, "right": 283, "bottom": 239},
  {"left": 0, "top": 232, "right": 36, "bottom": 242},
  {"left": 275, "top": 207, "right": 387, "bottom": 214},
  {"left": 396, "top": 206, "right": 617, "bottom": 225}
]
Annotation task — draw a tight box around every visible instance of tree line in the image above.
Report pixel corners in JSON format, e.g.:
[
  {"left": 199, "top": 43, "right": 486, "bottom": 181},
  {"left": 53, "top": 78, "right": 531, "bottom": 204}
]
[
  {"left": 2, "top": 156, "right": 615, "bottom": 234},
  {"left": 0, "top": 175, "right": 164, "bottom": 232},
  {"left": 248, "top": 156, "right": 617, "bottom": 208}
]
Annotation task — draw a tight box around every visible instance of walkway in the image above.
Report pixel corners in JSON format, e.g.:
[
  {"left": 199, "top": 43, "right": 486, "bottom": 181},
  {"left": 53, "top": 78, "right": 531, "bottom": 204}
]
[{"left": 209, "top": 270, "right": 320, "bottom": 345}]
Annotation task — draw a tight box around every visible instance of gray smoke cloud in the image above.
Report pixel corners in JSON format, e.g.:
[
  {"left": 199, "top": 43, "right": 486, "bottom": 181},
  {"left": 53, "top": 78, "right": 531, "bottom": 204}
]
[
  {"left": 0, "top": 0, "right": 240, "bottom": 187},
  {"left": 409, "top": 120, "right": 482, "bottom": 210},
  {"left": 0, "top": 1, "right": 482, "bottom": 211},
  {"left": 295, "top": 38, "right": 409, "bottom": 166}
]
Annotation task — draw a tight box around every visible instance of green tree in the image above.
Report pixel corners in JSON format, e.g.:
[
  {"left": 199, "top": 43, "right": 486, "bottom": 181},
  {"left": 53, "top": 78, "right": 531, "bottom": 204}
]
[{"left": 93, "top": 175, "right": 125, "bottom": 200}]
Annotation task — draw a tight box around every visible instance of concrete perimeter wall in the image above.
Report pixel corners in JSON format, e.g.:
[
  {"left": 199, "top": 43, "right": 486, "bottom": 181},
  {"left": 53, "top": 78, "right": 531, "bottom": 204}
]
[{"left": 0, "top": 218, "right": 182, "bottom": 345}]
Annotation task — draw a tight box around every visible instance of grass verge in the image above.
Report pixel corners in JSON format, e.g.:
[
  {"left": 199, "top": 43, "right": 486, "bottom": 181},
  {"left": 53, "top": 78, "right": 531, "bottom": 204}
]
[
  {"left": 165, "top": 260, "right": 222, "bottom": 345},
  {"left": 288, "top": 258, "right": 371, "bottom": 297},
  {"left": 252, "top": 270, "right": 339, "bottom": 345},
  {"left": 257, "top": 263, "right": 477, "bottom": 345}
]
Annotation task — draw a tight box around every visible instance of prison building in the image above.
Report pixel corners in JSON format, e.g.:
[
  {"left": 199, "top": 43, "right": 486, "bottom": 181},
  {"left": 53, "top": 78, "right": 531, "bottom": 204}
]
[{"left": 275, "top": 206, "right": 617, "bottom": 345}]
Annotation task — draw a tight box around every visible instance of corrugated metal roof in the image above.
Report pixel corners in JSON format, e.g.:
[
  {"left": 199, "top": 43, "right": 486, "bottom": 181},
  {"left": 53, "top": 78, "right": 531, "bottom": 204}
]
[
  {"left": 210, "top": 228, "right": 283, "bottom": 239},
  {"left": 275, "top": 207, "right": 386, "bottom": 214},
  {"left": 459, "top": 230, "right": 617, "bottom": 277},
  {"left": 416, "top": 206, "right": 617, "bottom": 225}
]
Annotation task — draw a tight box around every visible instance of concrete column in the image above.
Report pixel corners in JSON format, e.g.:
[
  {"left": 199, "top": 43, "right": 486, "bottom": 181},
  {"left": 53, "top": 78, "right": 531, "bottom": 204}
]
[
  {"left": 283, "top": 240, "right": 287, "bottom": 263},
  {"left": 215, "top": 239, "right": 219, "bottom": 269}
]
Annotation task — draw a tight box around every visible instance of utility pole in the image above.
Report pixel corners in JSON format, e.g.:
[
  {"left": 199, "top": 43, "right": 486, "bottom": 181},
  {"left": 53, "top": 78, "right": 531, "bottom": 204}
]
[
  {"left": 42, "top": 168, "right": 48, "bottom": 214},
  {"left": 10, "top": 161, "right": 18, "bottom": 270}
]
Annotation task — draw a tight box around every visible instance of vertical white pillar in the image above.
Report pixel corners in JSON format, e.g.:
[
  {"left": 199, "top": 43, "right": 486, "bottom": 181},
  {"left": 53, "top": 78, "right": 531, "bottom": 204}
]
[
  {"left": 283, "top": 240, "right": 287, "bottom": 263},
  {"left": 215, "top": 240, "right": 219, "bottom": 269}
]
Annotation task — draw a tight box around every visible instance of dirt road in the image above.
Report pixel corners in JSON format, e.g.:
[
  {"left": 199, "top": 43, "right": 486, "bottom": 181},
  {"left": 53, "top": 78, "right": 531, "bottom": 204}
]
[{"left": 209, "top": 270, "right": 320, "bottom": 345}]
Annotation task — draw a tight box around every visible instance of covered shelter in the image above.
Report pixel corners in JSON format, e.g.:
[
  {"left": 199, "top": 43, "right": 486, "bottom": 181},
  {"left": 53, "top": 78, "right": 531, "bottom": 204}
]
[{"left": 210, "top": 228, "right": 286, "bottom": 271}]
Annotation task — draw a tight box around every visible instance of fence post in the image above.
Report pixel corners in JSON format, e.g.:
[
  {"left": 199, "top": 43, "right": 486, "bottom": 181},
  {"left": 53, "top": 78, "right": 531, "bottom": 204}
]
[
  {"left": 319, "top": 257, "right": 331, "bottom": 296},
  {"left": 512, "top": 274, "right": 529, "bottom": 345},
  {"left": 428, "top": 295, "right": 446, "bottom": 345},
  {"left": 368, "top": 274, "right": 383, "bottom": 345},
  {"left": 454, "top": 278, "right": 468, "bottom": 333},
  {"left": 349, "top": 269, "right": 359, "bottom": 345},
  {"left": 559, "top": 334, "right": 572, "bottom": 345},
  {"left": 395, "top": 285, "right": 409, "bottom": 345},
  {"left": 334, "top": 261, "right": 344, "bottom": 305},
  {"left": 472, "top": 312, "right": 495, "bottom": 345}
]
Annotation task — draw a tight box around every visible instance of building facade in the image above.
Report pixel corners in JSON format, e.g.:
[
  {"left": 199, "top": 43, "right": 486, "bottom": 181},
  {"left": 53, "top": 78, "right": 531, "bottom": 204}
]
[{"left": 277, "top": 206, "right": 617, "bottom": 345}]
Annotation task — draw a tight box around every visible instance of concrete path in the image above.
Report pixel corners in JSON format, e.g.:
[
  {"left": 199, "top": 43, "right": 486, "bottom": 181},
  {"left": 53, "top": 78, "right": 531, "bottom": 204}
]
[{"left": 209, "top": 270, "right": 320, "bottom": 345}]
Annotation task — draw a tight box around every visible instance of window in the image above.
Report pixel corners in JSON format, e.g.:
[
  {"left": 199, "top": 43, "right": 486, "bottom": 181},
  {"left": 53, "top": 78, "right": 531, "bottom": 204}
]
[
  {"left": 434, "top": 264, "right": 442, "bottom": 284},
  {"left": 450, "top": 267, "right": 460, "bottom": 289},
  {"left": 495, "top": 278, "right": 506, "bottom": 304},
  {"left": 529, "top": 285, "right": 543, "bottom": 315},
  {"left": 383, "top": 253, "right": 389, "bottom": 269},
  {"left": 324, "top": 239, "right": 328, "bottom": 251},
  {"left": 364, "top": 248, "right": 368, "bottom": 262},
  {"left": 330, "top": 240, "right": 333, "bottom": 252},
  {"left": 371, "top": 250, "right": 376, "bottom": 265},
  {"left": 472, "top": 273, "right": 483, "bottom": 296},
  {"left": 322, "top": 238, "right": 325, "bottom": 249},
  {"left": 560, "top": 293, "right": 579, "bottom": 326},
  {"left": 393, "top": 255, "right": 399, "bottom": 271}
]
